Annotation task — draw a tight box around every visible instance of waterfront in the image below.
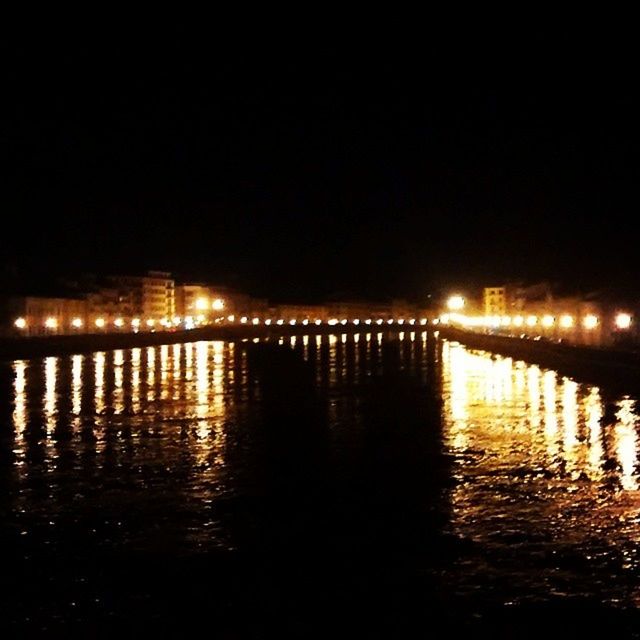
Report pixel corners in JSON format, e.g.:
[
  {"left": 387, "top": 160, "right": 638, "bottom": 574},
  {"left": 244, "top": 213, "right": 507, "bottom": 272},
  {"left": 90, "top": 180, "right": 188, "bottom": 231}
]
[{"left": 3, "top": 332, "right": 640, "bottom": 636}]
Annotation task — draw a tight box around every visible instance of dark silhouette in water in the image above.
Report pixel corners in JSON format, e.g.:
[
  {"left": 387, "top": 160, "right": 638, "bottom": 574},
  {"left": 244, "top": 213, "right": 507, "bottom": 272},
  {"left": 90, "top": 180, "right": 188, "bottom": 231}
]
[{"left": 245, "top": 342, "right": 328, "bottom": 499}]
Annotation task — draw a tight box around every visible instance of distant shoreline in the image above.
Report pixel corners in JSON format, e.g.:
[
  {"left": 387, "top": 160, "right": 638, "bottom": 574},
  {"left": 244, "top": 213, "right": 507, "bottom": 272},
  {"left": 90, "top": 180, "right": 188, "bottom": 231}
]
[{"left": 0, "top": 323, "right": 391, "bottom": 361}]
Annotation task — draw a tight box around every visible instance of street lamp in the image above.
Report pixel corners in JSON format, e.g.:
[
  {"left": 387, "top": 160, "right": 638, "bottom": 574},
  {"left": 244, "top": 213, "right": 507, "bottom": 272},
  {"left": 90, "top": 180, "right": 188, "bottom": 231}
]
[
  {"left": 616, "top": 313, "right": 632, "bottom": 330},
  {"left": 447, "top": 295, "right": 465, "bottom": 311}
]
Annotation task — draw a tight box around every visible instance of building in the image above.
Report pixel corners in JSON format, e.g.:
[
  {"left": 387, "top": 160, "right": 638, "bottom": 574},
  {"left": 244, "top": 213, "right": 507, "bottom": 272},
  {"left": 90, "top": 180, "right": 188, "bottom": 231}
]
[
  {"left": 273, "top": 304, "right": 328, "bottom": 322},
  {"left": 107, "top": 271, "right": 175, "bottom": 322},
  {"left": 6, "top": 296, "right": 87, "bottom": 336},
  {"left": 483, "top": 286, "right": 507, "bottom": 317},
  {"left": 85, "top": 287, "right": 134, "bottom": 328},
  {"left": 174, "top": 283, "right": 213, "bottom": 318}
]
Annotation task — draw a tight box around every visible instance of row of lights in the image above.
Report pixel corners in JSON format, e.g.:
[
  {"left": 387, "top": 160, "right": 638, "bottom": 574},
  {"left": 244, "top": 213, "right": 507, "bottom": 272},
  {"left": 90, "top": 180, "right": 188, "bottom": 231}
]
[
  {"left": 14, "top": 315, "right": 434, "bottom": 331},
  {"left": 14, "top": 315, "right": 211, "bottom": 331},
  {"left": 440, "top": 313, "right": 633, "bottom": 330},
  {"left": 15, "top": 312, "right": 635, "bottom": 332},
  {"left": 228, "top": 316, "right": 431, "bottom": 327}
]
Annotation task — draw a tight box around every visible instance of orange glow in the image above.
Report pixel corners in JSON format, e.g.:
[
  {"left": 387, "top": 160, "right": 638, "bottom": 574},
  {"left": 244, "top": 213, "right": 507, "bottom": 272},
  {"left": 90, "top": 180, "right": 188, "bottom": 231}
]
[
  {"left": 616, "top": 313, "right": 632, "bottom": 330},
  {"left": 45, "top": 317, "right": 58, "bottom": 329},
  {"left": 447, "top": 295, "right": 465, "bottom": 311},
  {"left": 559, "top": 314, "right": 574, "bottom": 328},
  {"left": 114, "top": 317, "right": 124, "bottom": 328},
  {"left": 95, "top": 318, "right": 106, "bottom": 328},
  {"left": 583, "top": 314, "right": 598, "bottom": 329},
  {"left": 71, "top": 317, "right": 83, "bottom": 328},
  {"left": 195, "top": 297, "right": 209, "bottom": 311}
]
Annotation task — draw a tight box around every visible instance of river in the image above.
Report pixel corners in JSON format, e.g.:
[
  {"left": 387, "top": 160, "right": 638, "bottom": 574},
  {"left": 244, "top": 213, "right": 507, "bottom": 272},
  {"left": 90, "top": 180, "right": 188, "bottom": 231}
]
[{"left": 2, "top": 332, "right": 640, "bottom": 636}]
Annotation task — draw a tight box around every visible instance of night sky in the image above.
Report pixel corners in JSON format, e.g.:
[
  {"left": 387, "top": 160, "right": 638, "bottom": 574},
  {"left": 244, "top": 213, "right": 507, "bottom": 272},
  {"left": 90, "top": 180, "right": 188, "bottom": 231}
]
[{"left": 3, "top": 26, "right": 639, "bottom": 302}]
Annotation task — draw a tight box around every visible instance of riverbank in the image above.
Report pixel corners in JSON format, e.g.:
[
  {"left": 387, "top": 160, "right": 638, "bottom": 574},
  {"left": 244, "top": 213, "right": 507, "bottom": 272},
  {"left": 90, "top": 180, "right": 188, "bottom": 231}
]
[
  {"left": 439, "top": 326, "right": 640, "bottom": 393},
  {"left": 0, "top": 323, "right": 378, "bottom": 360}
]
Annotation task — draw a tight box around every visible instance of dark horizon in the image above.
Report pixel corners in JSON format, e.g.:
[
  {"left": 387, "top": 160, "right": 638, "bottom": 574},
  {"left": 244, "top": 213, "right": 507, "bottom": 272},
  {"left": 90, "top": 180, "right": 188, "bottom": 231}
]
[{"left": 3, "top": 27, "right": 639, "bottom": 301}]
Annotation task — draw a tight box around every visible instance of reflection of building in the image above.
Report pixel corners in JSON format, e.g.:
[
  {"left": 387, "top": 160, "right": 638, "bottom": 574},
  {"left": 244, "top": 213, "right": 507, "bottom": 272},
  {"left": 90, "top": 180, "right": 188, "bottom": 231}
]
[
  {"left": 107, "top": 271, "right": 175, "bottom": 320},
  {"left": 6, "top": 296, "right": 87, "bottom": 336}
]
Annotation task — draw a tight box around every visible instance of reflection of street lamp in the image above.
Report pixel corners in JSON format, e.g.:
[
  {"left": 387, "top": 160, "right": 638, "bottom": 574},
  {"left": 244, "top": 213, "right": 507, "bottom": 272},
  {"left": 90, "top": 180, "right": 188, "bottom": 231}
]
[{"left": 447, "top": 295, "right": 465, "bottom": 311}]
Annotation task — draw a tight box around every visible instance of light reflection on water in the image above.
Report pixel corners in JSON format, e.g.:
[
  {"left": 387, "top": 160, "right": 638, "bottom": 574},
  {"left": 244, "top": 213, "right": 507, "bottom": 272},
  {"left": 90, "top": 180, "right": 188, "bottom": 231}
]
[
  {"left": 441, "top": 340, "right": 640, "bottom": 606},
  {"left": 4, "top": 333, "right": 640, "bottom": 612}
]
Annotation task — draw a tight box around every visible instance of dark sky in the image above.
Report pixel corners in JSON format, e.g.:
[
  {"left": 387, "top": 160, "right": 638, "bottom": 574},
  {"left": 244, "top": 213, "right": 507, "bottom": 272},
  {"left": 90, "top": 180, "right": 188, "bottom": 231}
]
[{"left": 2, "top": 26, "right": 639, "bottom": 302}]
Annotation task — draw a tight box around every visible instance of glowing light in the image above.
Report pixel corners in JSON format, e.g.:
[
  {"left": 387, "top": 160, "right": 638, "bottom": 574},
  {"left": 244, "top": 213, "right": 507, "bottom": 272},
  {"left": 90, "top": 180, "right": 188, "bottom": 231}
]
[
  {"left": 420, "top": 318, "right": 427, "bottom": 326},
  {"left": 14, "top": 317, "right": 26, "bottom": 329},
  {"left": 196, "top": 314, "right": 205, "bottom": 323},
  {"left": 93, "top": 317, "right": 105, "bottom": 328},
  {"left": 146, "top": 318, "right": 155, "bottom": 327},
  {"left": 276, "top": 319, "right": 284, "bottom": 325},
  {"left": 227, "top": 314, "right": 235, "bottom": 322},
  {"left": 184, "top": 316, "right": 195, "bottom": 329},
  {"left": 559, "top": 314, "right": 574, "bottom": 328},
  {"left": 314, "top": 319, "right": 322, "bottom": 325},
  {"left": 513, "top": 315, "right": 524, "bottom": 327},
  {"left": 265, "top": 319, "right": 272, "bottom": 325},
  {"left": 131, "top": 318, "right": 141, "bottom": 328},
  {"left": 195, "top": 297, "right": 209, "bottom": 311},
  {"left": 583, "top": 314, "right": 599, "bottom": 330},
  {"left": 289, "top": 319, "right": 297, "bottom": 325},
  {"left": 447, "top": 295, "right": 465, "bottom": 311},
  {"left": 71, "top": 317, "right": 83, "bottom": 328},
  {"left": 409, "top": 319, "right": 415, "bottom": 325},
  {"left": 341, "top": 319, "right": 348, "bottom": 325},
  {"left": 542, "top": 315, "right": 554, "bottom": 328},
  {"left": 398, "top": 319, "right": 405, "bottom": 325},
  {"left": 114, "top": 317, "right": 124, "bottom": 328},
  {"left": 387, "top": 319, "right": 393, "bottom": 325},
  {"left": 240, "top": 316, "right": 248, "bottom": 324},
  {"left": 365, "top": 319, "right": 372, "bottom": 325},
  {"left": 616, "top": 313, "right": 632, "bottom": 330},
  {"left": 211, "top": 298, "right": 224, "bottom": 311},
  {"left": 353, "top": 319, "right": 360, "bottom": 325},
  {"left": 45, "top": 317, "right": 58, "bottom": 329},
  {"left": 252, "top": 318, "right": 260, "bottom": 325},
  {"left": 501, "top": 316, "right": 511, "bottom": 326},
  {"left": 376, "top": 319, "right": 384, "bottom": 325},
  {"left": 173, "top": 316, "right": 181, "bottom": 325},
  {"left": 440, "top": 314, "right": 450, "bottom": 325},
  {"left": 526, "top": 315, "right": 537, "bottom": 327},
  {"left": 328, "top": 319, "right": 338, "bottom": 326},
  {"left": 302, "top": 319, "right": 309, "bottom": 325}
]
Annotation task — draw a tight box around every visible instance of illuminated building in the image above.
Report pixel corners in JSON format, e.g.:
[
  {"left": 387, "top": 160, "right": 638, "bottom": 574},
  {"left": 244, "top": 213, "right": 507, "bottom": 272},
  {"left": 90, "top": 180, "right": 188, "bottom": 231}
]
[
  {"left": 4, "top": 296, "right": 87, "bottom": 336},
  {"left": 107, "top": 271, "right": 175, "bottom": 323},
  {"left": 483, "top": 287, "right": 507, "bottom": 317}
]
